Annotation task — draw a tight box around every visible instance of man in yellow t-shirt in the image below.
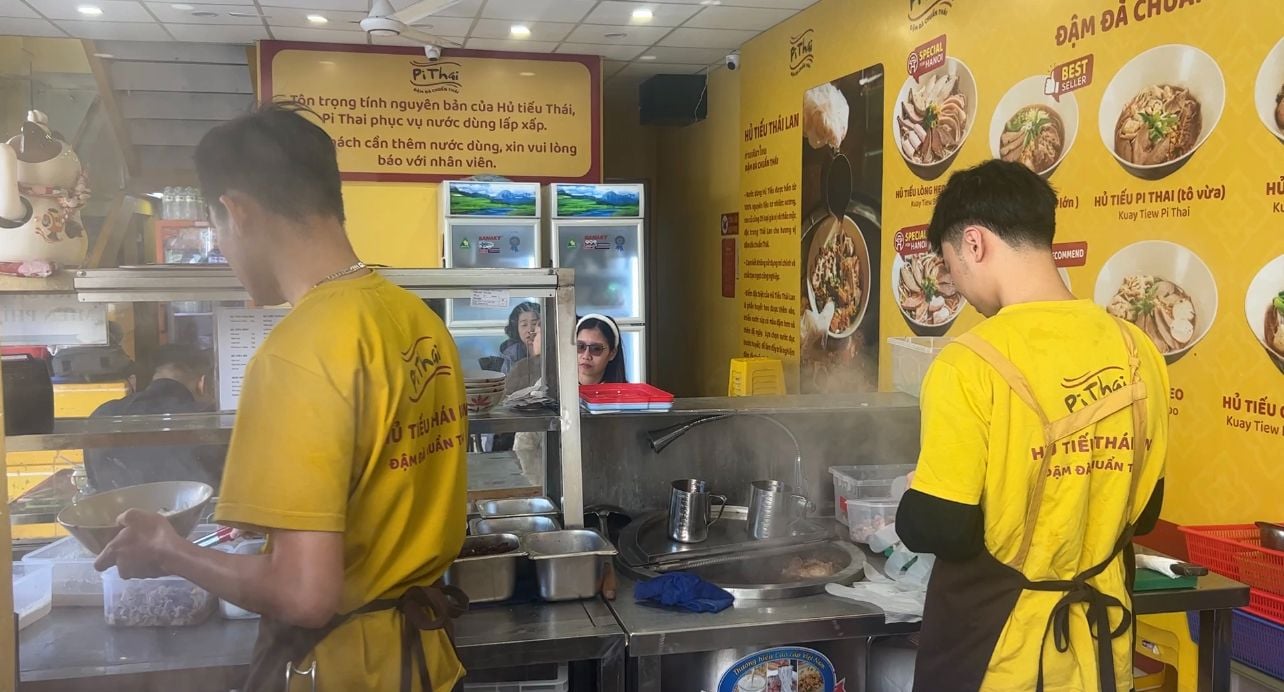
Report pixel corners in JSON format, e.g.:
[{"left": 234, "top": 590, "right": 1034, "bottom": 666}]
[
  {"left": 95, "top": 103, "right": 468, "bottom": 692},
  {"left": 897, "top": 160, "right": 1170, "bottom": 692}
]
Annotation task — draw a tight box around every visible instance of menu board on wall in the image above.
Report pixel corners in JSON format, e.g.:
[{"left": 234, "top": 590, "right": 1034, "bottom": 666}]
[
  {"left": 258, "top": 42, "right": 602, "bottom": 183},
  {"left": 215, "top": 307, "right": 288, "bottom": 410},
  {"left": 735, "top": 0, "right": 1284, "bottom": 524}
]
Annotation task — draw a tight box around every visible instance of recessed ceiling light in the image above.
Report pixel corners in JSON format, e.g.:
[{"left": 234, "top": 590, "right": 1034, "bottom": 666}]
[
  {"left": 306, "top": 14, "right": 327, "bottom": 23},
  {"left": 191, "top": 10, "right": 217, "bottom": 17},
  {"left": 76, "top": 5, "right": 102, "bottom": 15},
  {"left": 639, "top": 54, "right": 657, "bottom": 61},
  {"left": 509, "top": 24, "right": 530, "bottom": 38},
  {"left": 93, "top": 52, "right": 113, "bottom": 58},
  {"left": 604, "top": 32, "right": 627, "bottom": 39},
  {"left": 170, "top": 3, "right": 193, "bottom": 9},
  {"left": 519, "top": 71, "right": 535, "bottom": 77},
  {"left": 700, "top": 0, "right": 721, "bottom": 4},
  {"left": 630, "top": 8, "right": 653, "bottom": 22}
]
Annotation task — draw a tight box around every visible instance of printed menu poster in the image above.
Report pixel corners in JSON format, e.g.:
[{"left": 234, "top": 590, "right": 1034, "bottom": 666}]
[
  {"left": 215, "top": 307, "right": 288, "bottom": 410},
  {"left": 735, "top": 1, "right": 1284, "bottom": 524}
]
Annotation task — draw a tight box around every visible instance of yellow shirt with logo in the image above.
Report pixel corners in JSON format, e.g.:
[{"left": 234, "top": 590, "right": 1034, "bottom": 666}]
[
  {"left": 911, "top": 300, "right": 1169, "bottom": 692},
  {"left": 215, "top": 272, "right": 468, "bottom": 692}
]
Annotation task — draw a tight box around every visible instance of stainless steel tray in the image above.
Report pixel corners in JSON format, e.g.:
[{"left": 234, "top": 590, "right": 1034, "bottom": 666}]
[
  {"left": 616, "top": 506, "right": 833, "bottom": 569},
  {"left": 618, "top": 539, "right": 866, "bottom": 600}
]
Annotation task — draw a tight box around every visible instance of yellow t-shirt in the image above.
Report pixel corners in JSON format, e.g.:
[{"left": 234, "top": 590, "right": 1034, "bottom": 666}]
[
  {"left": 215, "top": 272, "right": 468, "bottom": 692},
  {"left": 911, "top": 300, "right": 1170, "bottom": 692}
]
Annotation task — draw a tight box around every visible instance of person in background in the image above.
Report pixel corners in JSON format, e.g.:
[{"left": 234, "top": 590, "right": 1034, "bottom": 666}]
[
  {"left": 85, "top": 344, "right": 226, "bottom": 492},
  {"left": 498, "top": 302, "right": 540, "bottom": 374},
  {"left": 576, "top": 313, "right": 627, "bottom": 386},
  {"left": 93, "top": 102, "right": 470, "bottom": 692},
  {"left": 895, "top": 160, "right": 1169, "bottom": 692}
]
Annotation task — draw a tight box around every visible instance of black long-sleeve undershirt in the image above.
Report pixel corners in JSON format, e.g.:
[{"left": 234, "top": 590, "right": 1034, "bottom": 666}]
[{"left": 898, "top": 478, "right": 1165, "bottom": 561}]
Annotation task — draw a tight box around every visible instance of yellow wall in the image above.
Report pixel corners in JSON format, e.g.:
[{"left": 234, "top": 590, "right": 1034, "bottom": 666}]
[
  {"left": 342, "top": 182, "right": 442, "bottom": 267},
  {"left": 651, "top": 68, "right": 743, "bottom": 397},
  {"left": 659, "top": 0, "right": 1284, "bottom": 528}
]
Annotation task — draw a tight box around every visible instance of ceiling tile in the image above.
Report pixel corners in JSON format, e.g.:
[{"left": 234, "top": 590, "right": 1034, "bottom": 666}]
[
  {"left": 165, "top": 22, "right": 266, "bottom": 41},
  {"left": 168, "top": 0, "right": 252, "bottom": 5},
  {"left": 480, "top": 0, "right": 594, "bottom": 23},
  {"left": 657, "top": 26, "right": 756, "bottom": 49},
  {"left": 469, "top": 18, "right": 572, "bottom": 42},
  {"left": 555, "top": 42, "right": 645, "bottom": 62},
  {"left": 635, "top": 45, "right": 728, "bottom": 65},
  {"left": 617, "top": 61, "right": 702, "bottom": 77},
  {"left": 563, "top": 23, "right": 669, "bottom": 46},
  {"left": 270, "top": 26, "right": 369, "bottom": 41},
  {"left": 144, "top": 2, "right": 260, "bottom": 23},
  {"left": 256, "top": 0, "right": 365, "bottom": 11},
  {"left": 26, "top": 0, "right": 151, "bottom": 21},
  {"left": 370, "top": 32, "right": 465, "bottom": 47},
  {"left": 582, "top": 1, "right": 699, "bottom": 28},
  {"left": 683, "top": 5, "right": 795, "bottom": 30},
  {"left": 602, "top": 59, "right": 627, "bottom": 77},
  {"left": 390, "top": 0, "right": 480, "bottom": 17},
  {"left": 260, "top": 6, "right": 364, "bottom": 27},
  {"left": 403, "top": 14, "right": 472, "bottom": 33},
  {"left": 463, "top": 37, "right": 559, "bottom": 53},
  {"left": 0, "top": 0, "right": 38, "bottom": 17},
  {"left": 53, "top": 19, "right": 169, "bottom": 39},
  {"left": 0, "top": 16, "right": 65, "bottom": 33},
  {"left": 718, "top": 0, "right": 816, "bottom": 7}
]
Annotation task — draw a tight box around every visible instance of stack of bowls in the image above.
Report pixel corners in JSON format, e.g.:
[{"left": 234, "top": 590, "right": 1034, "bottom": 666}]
[{"left": 465, "top": 370, "right": 506, "bottom": 414}]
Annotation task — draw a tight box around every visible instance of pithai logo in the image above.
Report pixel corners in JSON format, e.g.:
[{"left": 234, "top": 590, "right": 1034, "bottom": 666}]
[
  {"left": 409, "top": 60, "right": 462, "bottom": 94},
  {"left": 909, "top": 0, "right": 953, "bottom": 31},
  {"left": 789, "top": 29, "right": 814, "bottom": 76}
]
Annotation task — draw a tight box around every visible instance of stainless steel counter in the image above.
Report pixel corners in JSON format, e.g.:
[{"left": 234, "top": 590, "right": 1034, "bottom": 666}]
[{"left": 20, "top": 598, "right": 626, "bottom": 690}]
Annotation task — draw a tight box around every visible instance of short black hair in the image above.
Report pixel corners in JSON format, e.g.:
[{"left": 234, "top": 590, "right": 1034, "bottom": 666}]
[
  {"left": 148, "top": 344, "right": 212, "bottom": 380},
  {"left": 504, "top": 302, "right": 541, "bottom": 342},
  {"left": 926, "top": 159, "right": 1058, "bottom": 254},
  {"left": 195, "top": 101, "right": 344, "bottom": 224}
]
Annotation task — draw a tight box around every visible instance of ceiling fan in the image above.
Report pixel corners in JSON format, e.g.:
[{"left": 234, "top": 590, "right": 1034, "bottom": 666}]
[{"left": 360, "top": 0, "right": 464, "bottom": 57}]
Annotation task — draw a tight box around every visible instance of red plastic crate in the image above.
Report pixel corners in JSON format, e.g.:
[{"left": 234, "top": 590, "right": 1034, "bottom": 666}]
[
  {"left": 1247, "top": 589, "right": 1284, "bottom": 626},
  {"left": 579, "top": 383, "right": 674, "bottom": 405},
  {"left": 1180, "top": 524, "right": 1263, "bottom": 579},
  {"left": 1237, "top": 549, "right": 1284, "bottom": 596}
]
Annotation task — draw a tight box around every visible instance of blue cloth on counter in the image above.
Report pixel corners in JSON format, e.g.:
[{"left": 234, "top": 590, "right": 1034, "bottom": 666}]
[{"left": 635, "top": 572, "right": 734, "bottom": 613}]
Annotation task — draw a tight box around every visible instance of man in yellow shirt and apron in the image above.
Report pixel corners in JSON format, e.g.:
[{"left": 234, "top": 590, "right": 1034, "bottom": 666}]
[
  {"left": 95, "top": 102, "right": 469, "bottom": 691},
  {"left": 897, "top": 160, "right": 1170, "bottom": 692}
]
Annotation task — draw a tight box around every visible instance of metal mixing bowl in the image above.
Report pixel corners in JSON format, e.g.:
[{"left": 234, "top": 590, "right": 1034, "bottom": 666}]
[
  {"left": 1258, "top": 522, "right": 1284, "bottom": 552},
  {"left": 57, "top": 481, "right": 213, "bottom": 554}
]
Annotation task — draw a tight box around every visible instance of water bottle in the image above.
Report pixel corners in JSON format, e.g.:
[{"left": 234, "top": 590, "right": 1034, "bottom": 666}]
[
  {"left": 181, "top": 187, "right": 195, "bottom": 220},
  {"left": 162, "top": 187, "right": 173, "bottom": 219}
]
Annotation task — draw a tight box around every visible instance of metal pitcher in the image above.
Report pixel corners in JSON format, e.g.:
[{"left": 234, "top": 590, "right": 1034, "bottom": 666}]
[
  {"left": 667, "top": 479, "right": 728, "bottom": 543},
  {"left": 747, "top": 480, "right": 809, "bottom": 540}
]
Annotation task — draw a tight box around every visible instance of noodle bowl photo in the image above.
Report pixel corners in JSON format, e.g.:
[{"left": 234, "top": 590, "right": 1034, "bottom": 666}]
[
  {"left": 805, "top": 214, "right": 871, "bottom": 339},
  {"left": 988, "top": 75, "right": 1080, "bottom": 178},
  {"left": 1098, "top": 44, "right": 1225, "bottom": 179},
  {"left": 1253, "top": 38, "right": 1284, "bottom": 143},
  {"left": 891, "top": 252, "right": 967, "bottom": 337},
  {"left": 893, "top": 57, "right": 979, "bottom": 180},
  {"left": 1243, "top": 255, "right": 1284, "bottom": 374},
  {"left": 1094, "top": 240, "right": 1218, "bottom": 364}
]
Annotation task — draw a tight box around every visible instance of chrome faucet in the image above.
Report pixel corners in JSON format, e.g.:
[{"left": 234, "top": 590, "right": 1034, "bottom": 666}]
[{"left": 646, "top": 414, "right": 806, "bottom": 493}]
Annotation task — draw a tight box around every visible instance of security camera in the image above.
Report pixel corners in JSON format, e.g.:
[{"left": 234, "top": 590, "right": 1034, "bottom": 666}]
[
  {"left": 424, "top": 44, "right": 442, "bottom": 61},
  {"left": 725, "top": 51, "right": 740, "bottom": 71}
]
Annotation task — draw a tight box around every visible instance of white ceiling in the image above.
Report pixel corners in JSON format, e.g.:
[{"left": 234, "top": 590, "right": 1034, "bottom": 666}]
[{"left": 2, "top": 0, "right": 817, "bottom": 85}]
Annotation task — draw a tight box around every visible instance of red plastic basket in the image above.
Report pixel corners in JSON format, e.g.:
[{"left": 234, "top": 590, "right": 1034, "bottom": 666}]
[
  {"left": 1237, "top": 549, "right": 1284, "bottom": 596},
  {"left": 1179, "top": 524, "right": 1263, "bottom": 579},
  {"left": 1247, "top": 589, "right": 1284, "bottom": 626}
]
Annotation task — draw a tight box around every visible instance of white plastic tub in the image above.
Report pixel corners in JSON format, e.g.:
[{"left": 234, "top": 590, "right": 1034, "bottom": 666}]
[
  {"left": 463, "top": 664, "right": 568, "bottom": 692},
  {"left": 13, "top": 562, "right": 52, "bottom": 630},
  {"left": 829, "top": 464, "right": 915, "bottom": 525},
  {"left": 22, "top": 535, "right": 100, "bottom": 606},
  {"left": 847, "top": 499, "right": 900, "bottom": 544},
  {"left": 887, "top": 336, "right": 952, "bottom": 396},
  {"left": 214, "top": 538, "right": 266, "bottom": 619},
  {"left": 102, "top": 567, "right": 215, "bottom": 627}
]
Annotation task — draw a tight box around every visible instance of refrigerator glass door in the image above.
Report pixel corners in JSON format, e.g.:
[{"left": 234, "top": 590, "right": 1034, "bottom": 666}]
[
  {"left": 618, "top": 325, "right": 646, "bottom": 384},
  {"left": 446, "top": 221, "right": 541, "bottom": 325},
  {"left": 555, "top": 222, "right": 644, "bottom": 321}
]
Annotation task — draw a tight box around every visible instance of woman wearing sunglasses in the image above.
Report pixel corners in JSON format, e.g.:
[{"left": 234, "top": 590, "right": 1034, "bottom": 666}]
[{"left": 575, "top": 313, "right": 627, "bottom": 385}]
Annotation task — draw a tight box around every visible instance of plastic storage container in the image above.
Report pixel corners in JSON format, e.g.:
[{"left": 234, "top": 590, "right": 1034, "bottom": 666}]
[
  {"left": 829, "top": 464, "right": 915, "bottom": 525},
  {"left": 13, "top": 562, "right": 52, "bottom": 630},
  {"left": 580, "top": 383, "right": 674, "bottom": 413},
  {"left": 22, "top": 534, "right": 101, "bottom": 606},
  {"left": 102, "top": 567, "right": 216, "bottom": 627},
  {"left": 846, "top": 498, "right": 899, "bottom": 544},
  {"left": 1181, "top": 524, "right": 1274, "bottom": 581},
  {"left": 887, "top": 337, "right": 952, "bottom": 396},
  {"left": 1188, "top": 609, "right": 1284, "bottom": 680},
  {"left": 462, "top": 664, "right": 568, "bottom": 692},
  {"left": 214, "top": 538, "right": 266, "bottom": 619}
]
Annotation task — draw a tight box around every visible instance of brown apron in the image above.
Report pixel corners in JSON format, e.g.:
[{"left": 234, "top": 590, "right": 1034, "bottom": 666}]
[
  {"left": 243, "top": 581, "right": 469, "bottom": 692},
  {"left": 913, "top": 318, "right": 1150, "bottom": 692}
]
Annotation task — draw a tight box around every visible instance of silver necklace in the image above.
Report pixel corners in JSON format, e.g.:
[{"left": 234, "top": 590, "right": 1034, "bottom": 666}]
[{"left": 313, "top": 261, "right": 367, "bottom": 288}]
